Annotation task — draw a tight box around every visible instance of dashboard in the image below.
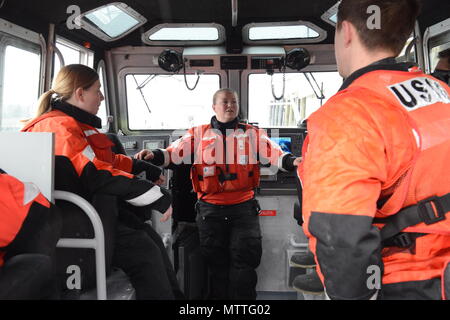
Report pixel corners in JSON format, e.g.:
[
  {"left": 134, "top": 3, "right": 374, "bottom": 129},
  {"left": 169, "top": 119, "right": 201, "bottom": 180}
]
[{"left": 117, "top": 128, "right": 306, "bottom": 195}]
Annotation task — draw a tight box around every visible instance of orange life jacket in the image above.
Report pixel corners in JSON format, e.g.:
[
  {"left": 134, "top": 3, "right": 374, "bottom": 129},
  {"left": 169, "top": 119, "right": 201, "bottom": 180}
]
[
  {"left": 300, "top": 66, "right": 450, "bottom": 291},
  {"left": 164, "top": 122, "right": 285, "bottom": 205},
  {"left": 190, "top": 123, "right": 261, "bottom": 198},
  {"left": 0, "top": 171, "right": 50, "bottom": 266},
  {"left": 351, "top": 69, "right": 450, "bottom": 235}
]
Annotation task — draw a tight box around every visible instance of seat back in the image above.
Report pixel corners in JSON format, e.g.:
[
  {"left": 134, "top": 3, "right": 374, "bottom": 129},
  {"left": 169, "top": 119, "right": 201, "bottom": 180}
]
[{"left": 0, "top": 132, "right": 54, "bottom": 201}]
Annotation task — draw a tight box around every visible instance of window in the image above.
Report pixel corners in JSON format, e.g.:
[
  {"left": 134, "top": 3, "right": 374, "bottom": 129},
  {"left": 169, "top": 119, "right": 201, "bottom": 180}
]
[
  {"left": 97, "top": 61, "right": 109, "bottom": 131},
  {"left": 429, "top": 43, "right": 450, "bottom": 72},
  {"left": 1, "top": 45, "right": 41, "bottom": 131},
  {"left": 150, "top": 27, "right": 219, "bottom": 41},
  {"left": 248, "top": 72, "right": 343, "bottom": 128},
  {"left": 79, "top": 3, "right": 147, "bottom": 42},
  {"left": 249, "top": 25, "right": 319, "bottom": 41},
  {"left": 243, "top": 21, "right": 326, "bottom": 44},
  {"left": 125, "top": 74, "right": 220, "bottom": 130},
  {"left": 53, "top": 37, "right": 94, "bottom": 77},
  {"left": 321, "top": 1, "right": 340, "bottom": 27},
  {"left": 424, "top": 19, "right": 450, "bottom": 73},
  {"left": 427, "top": 25, "right": 450, "bottom": 72},
  {"left": 143, "top": 23, "right": 226, "bottom": 45}
]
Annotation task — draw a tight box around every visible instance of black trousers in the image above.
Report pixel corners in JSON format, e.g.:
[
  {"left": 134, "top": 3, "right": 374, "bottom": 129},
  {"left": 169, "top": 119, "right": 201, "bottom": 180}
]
[
  {"left": 196, "top": 199, "right": 262, "bottom": 300},
  {"left": 114, "top": 205, "right": 183, "bottom": 300},
  {"left": 0, "top": 254, "right": 54, "bottom": 299},
  {"left": 1, "top": 202, "right": 62, "bottom": 299}
]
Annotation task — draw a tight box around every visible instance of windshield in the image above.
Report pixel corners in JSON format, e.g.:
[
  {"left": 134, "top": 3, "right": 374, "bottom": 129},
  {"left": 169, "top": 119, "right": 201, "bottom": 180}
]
[
  {"left": 248, "top": 71, "right": 342, "bottom": 127},
  {"left": 125, "top": 73, "right": 221, "bottom": 130}
]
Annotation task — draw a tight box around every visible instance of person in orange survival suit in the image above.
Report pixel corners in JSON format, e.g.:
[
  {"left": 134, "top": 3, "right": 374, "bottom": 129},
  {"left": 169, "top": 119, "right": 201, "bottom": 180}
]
[
  {"left": 298, "top": 0, "right": 450, "bottom": 300},
  {"left": 22, "top": 64, "right": 183, "bottom": 299},
  {"left": 0, "top": 169, "right": 61, "bottom": 299},
  {"left": 136, "top": 88, "right": 302, "bottom": 300}
]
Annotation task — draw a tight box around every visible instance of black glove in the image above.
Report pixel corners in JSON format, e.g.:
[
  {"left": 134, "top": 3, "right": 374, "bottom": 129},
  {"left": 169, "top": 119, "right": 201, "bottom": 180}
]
[
  {"left": 132, "top": 158, "right": 162, "bottom": 182},
  {"left": 150, "top": 186, "right": 172, "bottom": 214}
]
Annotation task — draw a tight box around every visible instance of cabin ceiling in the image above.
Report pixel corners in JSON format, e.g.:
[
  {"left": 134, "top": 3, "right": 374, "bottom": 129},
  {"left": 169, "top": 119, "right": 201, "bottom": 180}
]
[{"left": 1, "top": 0, "right": 449, "bottom": 51}]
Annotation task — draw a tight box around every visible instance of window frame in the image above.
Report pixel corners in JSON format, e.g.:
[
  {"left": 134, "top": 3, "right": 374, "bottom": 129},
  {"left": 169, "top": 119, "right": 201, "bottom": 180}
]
[
  {"left": 0, "top": 19, "right": 44, "bottom": 131},
  {"left": 242, "top": 66, "right": 340, "bottom": 128},
  {"left": 142, "top": 23, "right": 226, "bottom": 46},
  {"left": 97, "top": 60, "right": 110, "bottom": 132},
  {"left": 117, "top": 67, "right": 226, "bottom": 134},
  {"left": 53, "top": 36, "right": 94, "bottom": 69},
  {"left": 78, "top": 2, "right": 147, "bottom": 42},
  {"left": 321, "top": 1, "right": 340, "bottom": 27},
  {"left": 242, "top": 21, "right": 327, "bottom": 45},
  {"left": 423, "top": 18, "right": 450, "bottom": 73}
]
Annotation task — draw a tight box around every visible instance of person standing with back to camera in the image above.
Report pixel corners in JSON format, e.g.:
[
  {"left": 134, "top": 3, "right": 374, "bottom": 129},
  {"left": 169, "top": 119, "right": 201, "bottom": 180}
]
[{"left": 298, "top": 0, "right": 450, "bottom": 300}]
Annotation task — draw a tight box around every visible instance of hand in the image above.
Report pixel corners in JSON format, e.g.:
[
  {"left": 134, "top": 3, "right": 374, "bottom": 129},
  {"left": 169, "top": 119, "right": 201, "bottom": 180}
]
[
  {"left": 293, "top": 156, "right": 302, "bottom": 166},
  {"left": 160, "top": 205, "right": 173, "bottom": 222},
  {"left": 153, "top": 174, "right": 166, "bottom": 186},
  {"left": 134, "top": 149, "right": 154, "bottom": 161}
]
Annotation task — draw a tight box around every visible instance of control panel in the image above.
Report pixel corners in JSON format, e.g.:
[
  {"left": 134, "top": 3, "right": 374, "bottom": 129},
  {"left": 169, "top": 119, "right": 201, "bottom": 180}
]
[{"left": 258, "top": 130, "right": 306, "bottom": 195}]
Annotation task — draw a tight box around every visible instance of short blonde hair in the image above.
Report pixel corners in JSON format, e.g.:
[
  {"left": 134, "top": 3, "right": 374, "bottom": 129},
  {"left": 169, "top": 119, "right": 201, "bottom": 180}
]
[{"left": 212, "top": 88, "right": 238, "bottom": 104}]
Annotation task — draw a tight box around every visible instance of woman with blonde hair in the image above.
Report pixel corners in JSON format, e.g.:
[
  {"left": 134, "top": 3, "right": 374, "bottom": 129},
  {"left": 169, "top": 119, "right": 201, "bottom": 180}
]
[{"left": 23, "top": 64, "right": 182, "bottom": 299}]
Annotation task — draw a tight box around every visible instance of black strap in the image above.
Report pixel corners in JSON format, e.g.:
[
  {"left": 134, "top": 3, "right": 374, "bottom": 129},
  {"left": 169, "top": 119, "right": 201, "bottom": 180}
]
[
  {"left": 218, "top": 172, "right": 237, "bottom": 183},
  {"left": 381, "top": 232, "right": 427, "bottom": 248},
  {"left": 238, "top": 123, "right": 248, "bottom": 130},
  {"left": 197, "top": 171, "right": 238, "bottom": 182},
  {"left": 376, "top": 193, "right": 450, "bottom": 242},
  {"left": 197, "top": 167, "right": 253, "bottom": 182}
]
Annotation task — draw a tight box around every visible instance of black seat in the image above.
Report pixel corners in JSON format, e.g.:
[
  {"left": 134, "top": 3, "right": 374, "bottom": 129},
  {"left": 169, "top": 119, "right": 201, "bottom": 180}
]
[{"left": 169, "top": 163, "right": 207, "bottom": 299}]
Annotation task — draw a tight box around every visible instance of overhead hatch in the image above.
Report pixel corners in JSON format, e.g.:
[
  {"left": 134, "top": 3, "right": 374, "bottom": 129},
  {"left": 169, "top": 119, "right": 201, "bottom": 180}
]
[{"left": 76, "top": 2, "right": 147, "bottom": 42}]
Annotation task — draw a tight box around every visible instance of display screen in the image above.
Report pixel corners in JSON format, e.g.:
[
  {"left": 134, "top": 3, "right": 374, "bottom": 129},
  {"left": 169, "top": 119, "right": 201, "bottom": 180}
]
[
  {"left": 270, "top": 137, "right": 292, "bottom": 153},
  {"left": 143, "top": 140, "right": 165, "bottom": 150}
]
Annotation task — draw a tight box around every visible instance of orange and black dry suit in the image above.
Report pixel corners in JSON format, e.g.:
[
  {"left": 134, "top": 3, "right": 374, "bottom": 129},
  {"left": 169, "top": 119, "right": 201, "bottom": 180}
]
[
  {"left": 151, "top": 116, "right": 297, "bottom": 299},
  {"left": 21, "top": 100, "right": 182, "bottom": 300},
  {"left": 0, "top": 169, "right": 61, "bottom": 299},
  {"left": 299, "top": 58, "right": 450, "bottom": 300},
  {"left": 22, "top": 100, "right": 170, "bottom": 212}
]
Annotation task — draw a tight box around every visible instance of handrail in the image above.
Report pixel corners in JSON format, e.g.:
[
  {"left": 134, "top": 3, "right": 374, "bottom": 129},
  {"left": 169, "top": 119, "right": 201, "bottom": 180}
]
[
  {"left": 288, "top": 234, "right": 308, "bottom": 249},
  {"left": 54, "top": 190, "right": 107, "bottom": 300}
]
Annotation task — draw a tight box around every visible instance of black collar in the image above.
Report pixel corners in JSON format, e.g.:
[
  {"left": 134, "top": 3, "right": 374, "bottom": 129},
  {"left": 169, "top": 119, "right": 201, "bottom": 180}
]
[
  {"left": 51, "top": 99, "right": 102, "bottom": 129},
  {"left": 339, "top": 57, "right": 416, "bottom": 91},
  {"left": 210, "top": 116, "right": 239, "bottom": 135}
]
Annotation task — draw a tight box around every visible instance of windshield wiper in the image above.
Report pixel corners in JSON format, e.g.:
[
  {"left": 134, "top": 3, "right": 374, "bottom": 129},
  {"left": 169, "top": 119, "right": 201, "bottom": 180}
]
[
  {"left": 132, "top": 75, "right": 152, "bottom": 115},
  {"left": 303, "top": 73, "right": 325, "bottom": 105}
]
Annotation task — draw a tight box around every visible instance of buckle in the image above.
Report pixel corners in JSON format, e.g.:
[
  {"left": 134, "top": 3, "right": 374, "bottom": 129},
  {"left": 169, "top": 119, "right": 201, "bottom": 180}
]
[
  {"left": 392, "top": 233, "right": 413, "bottom": 248},
  {"left": 418, "top": 196, "right": 446, "bottom": 225}
]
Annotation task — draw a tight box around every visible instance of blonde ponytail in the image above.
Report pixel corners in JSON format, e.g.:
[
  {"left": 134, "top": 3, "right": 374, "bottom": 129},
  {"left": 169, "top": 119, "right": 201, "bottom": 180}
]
[
  {"left": 32, "top": 64, "right": 98, "bottom": 119},
  {"left": 36, "top": 89, "right": 55, "bottom": 117}
]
